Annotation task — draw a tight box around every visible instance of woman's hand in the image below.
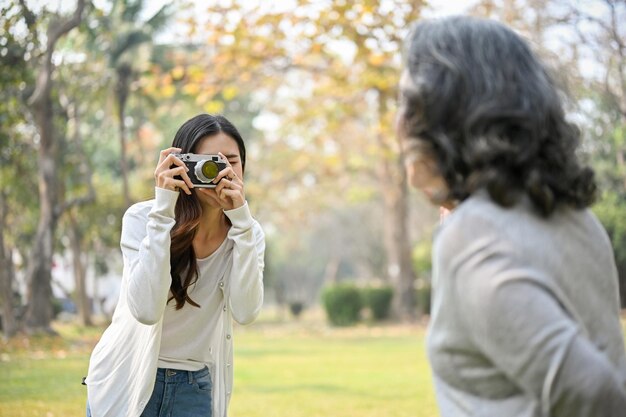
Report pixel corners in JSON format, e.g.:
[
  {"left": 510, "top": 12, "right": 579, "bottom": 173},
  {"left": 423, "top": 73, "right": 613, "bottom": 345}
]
[
  {"left": 154, "top": 147, "right": 194, "bottom": 195},
  {"left": 197, "top": 152, "right": 245, "bottom": 210}
]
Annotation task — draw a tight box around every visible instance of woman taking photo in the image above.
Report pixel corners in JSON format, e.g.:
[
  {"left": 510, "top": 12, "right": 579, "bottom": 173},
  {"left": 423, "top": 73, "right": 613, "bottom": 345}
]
[
  {"left": 397, "top": 16, "right": 626, "bottom": 417},
  {"left": 85, "top": 114, "right": 265, "bottom": 417}
]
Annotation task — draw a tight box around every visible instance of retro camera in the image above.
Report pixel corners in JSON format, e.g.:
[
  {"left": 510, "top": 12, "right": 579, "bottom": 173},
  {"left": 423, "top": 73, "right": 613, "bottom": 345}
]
[{"left": 173, "top": 153, "right": 227, "bottom": 188}]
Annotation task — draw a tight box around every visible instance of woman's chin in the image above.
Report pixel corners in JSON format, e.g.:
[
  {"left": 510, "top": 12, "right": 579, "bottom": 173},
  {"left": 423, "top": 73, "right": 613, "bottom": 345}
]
[
  {"left": 196, "top": 190, "right": 222, "bottom": 209},
  {"left": 423, "top": 188, "right": 450, "bottom": 207}
]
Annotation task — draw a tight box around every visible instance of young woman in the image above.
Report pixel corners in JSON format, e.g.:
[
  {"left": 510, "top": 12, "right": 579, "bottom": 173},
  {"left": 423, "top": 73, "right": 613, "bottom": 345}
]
[
  {"left": 397, "top": 16, "right": 626, "bottom": 417},
  {"left": 85, "top": 114, "right": 265, "bottom": 417}
]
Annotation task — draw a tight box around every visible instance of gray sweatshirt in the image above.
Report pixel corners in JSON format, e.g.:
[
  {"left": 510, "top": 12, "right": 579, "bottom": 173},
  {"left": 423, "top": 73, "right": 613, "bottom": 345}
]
[{"left": 428, "top": 191, "right": 626, "bottom": 417}]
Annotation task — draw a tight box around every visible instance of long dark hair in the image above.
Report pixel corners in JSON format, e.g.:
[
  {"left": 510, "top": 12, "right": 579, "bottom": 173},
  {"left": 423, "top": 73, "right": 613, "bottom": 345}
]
[
  {"left": 399, "top": 16, "right": 596, "bottom": 216},
  {"left": 169, "top": 114, "right": 246, "bottom": 309}
]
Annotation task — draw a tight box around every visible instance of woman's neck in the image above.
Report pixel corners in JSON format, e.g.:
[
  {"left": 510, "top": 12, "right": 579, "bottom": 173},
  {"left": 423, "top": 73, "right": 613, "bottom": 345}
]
[{"left": 193, "top": 202, "right": 229, "bottom": 259}]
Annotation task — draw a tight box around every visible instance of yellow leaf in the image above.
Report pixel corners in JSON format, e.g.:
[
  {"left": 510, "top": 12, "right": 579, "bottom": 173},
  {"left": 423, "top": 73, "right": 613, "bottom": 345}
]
[
  {"left": 368, "top": 53, "right": 386, "bottom": 67},
  {"left": 182, "top": 83, "right": 201, "bottom": 96},
  {"left": 222, "top": 85, "right": 238, "bottom": 100},
  {"left": 324, "top": 154, "right": 341, "bottom": 168},
  {"left": 204, "top": 100, "right": 224, "bottom": 114},
  {"left": 171, "top": 66, "right": 185, "bottom": 80},
  {"left": 160, "top": 84, "right": 176, "bottom": 98}
]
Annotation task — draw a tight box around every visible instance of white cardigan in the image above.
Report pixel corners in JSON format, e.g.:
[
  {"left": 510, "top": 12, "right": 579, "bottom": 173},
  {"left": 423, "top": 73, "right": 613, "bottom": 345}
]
[{"left": 85, "top": 187, "right": 265, "bottom": 417}]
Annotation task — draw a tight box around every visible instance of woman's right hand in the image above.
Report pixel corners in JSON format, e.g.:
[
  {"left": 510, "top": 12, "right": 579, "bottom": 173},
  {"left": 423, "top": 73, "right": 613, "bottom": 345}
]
[{"left": 154, "top": 147, "right": 194, "bottom": 195}]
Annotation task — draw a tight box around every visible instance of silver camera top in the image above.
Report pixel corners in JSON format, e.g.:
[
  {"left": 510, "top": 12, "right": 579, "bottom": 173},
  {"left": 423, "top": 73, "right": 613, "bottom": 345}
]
[{"left": 173, "top": 153, "right": 224, "bottom": 163}]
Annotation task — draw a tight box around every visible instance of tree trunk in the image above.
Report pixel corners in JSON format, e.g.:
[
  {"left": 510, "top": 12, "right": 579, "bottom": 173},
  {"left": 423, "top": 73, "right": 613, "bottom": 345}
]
[
  {"left": 0, "top": 192, "right": 18, "bottom": 339},
  {"left": 68, "top": 211, "right": 92, "bottom": 326},
  {"left": 116, "top": 66, "right": 132, "bottom": 209},
  {"left": 381, "top": 158, "right": 417, "bottom": 320},
  {"left": 23, "top": 0, "right": 86, "bottom": 333},
  {"left": 25, "top": 74, "right": 59, "bottom": 333},
  {"left": 376, "top": 91, "right": 417, "bottom": 321},
  {"left": 323, "top": 255, "right": 341, "bottom": 284}
]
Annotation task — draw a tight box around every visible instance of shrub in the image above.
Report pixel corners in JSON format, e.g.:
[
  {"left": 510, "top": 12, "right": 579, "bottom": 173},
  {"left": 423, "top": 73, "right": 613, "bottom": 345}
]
[
  {"left": 362, "top": 286, "right": 394, "bottom": 321},
  {"left": 321, "top": 283, "right": 363, "bottom": 326},
  {"left": 288, "top": 301, "right": 304, "bottom": 318}
]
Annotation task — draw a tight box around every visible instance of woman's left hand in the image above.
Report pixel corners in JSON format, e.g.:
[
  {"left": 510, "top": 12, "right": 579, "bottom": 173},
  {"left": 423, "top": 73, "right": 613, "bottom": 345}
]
[{"left": 197, "top": 152, "right": 245, "bottom": 210}]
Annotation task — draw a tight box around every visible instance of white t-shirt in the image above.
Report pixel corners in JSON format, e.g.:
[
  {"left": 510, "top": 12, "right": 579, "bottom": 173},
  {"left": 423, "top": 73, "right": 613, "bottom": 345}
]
[{"left": 158, "top": 238, "right": 233, "bottom": 371}]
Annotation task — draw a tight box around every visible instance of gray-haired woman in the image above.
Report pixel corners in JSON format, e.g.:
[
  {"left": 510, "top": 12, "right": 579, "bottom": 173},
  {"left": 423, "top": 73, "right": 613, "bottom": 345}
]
[{"left": 397, "top": 16, "right": 626, "bottom": 417}]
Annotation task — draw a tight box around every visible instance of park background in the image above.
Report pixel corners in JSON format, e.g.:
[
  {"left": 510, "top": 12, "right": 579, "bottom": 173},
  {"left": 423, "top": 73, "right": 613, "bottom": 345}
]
[{"left": 1, "top": 0, "right": 625, "bottom": 416}]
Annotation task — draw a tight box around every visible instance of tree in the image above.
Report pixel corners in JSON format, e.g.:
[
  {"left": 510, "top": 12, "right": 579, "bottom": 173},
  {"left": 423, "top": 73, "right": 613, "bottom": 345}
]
[
  {"left": 0, "top": 2, "right": 39, "bottom": 337},
  {"left": 18, "top": 0, "right": 87, "bottom": 332},
  {"left": 89, "top": 0, "right": 173, "bottom": 208}
]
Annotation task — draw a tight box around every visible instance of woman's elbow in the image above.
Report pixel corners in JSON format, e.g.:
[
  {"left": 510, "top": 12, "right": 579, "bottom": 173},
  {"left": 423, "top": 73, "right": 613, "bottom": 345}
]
[
  {"left": 127, "top": 298, "right": 161, "bottom": 325},
  {"left": 133, "top": 311, "right": 161, "bottom": 326},
  {"left": 232, "top": 304, "right": 262, "bottom": 325},
  {"left": 231, "top": 292, "right": 263, "bottom": 325}
]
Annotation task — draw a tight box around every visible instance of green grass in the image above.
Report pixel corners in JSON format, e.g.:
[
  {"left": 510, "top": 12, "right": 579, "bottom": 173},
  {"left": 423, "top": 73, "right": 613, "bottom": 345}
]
[
  {"left": 0, "top": 315, "right": 437, "bottom": 417},
  {"left": 4, "top": 314, "right": 622, "bottom": 417},
  {"left": 229, "top": 324, "right": 436, "bottom": 417}
]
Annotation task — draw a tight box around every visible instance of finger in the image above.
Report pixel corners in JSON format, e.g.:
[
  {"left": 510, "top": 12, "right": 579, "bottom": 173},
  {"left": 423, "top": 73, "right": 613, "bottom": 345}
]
[
  {"left": 213, "top": 166, "right": 235, "bottom": 184},
  {"left": 157, "top": 153, "right": 187, "bottom": 173},
  {"left": 156, "top": 154, "right": 185, "bottom": 177},
  {"left": 158, "top": 147, "right": 182, "bottom": 165},
  {"left": 218, "top": 152, "right": 232, "bottom": 168},
  {"left": 167, "top": 178, "right": 192, "bottom": 195},
  {"left": 157, "top": 176, "right": 190, "bottom": 194},
  {"left": 154, "top": 163, "right": 194, "bottom": 188},
  {"left": 217, "top": 183, "right": 243, "bottom": 200},
  {"left": 169, "top": 166, "right": 195, "bottom": 190},
  {"left": 215, "top": 178, "right": 241, "bottom": 194},
  {"left": 219, "top": 188, "right": 244, "bottom": 206}
]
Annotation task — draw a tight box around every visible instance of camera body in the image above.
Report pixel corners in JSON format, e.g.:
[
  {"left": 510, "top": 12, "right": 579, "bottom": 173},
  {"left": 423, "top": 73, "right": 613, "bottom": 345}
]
[{"left": 173, "top": 153, "right": 227, "bottom": 188}]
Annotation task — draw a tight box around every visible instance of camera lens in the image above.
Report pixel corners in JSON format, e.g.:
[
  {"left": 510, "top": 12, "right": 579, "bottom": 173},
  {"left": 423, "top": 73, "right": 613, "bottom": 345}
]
[
  {"left": 195, "top": 160, "right": 219, "bottom": 183},
  {"left": 201, "top": 161, "right": 218, "bottom": 179}
]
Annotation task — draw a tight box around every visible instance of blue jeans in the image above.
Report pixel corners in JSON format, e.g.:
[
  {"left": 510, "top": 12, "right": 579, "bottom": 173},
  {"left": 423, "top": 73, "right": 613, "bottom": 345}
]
[{"left": 86, "top": 366, "right": 212, "bottom": 417}]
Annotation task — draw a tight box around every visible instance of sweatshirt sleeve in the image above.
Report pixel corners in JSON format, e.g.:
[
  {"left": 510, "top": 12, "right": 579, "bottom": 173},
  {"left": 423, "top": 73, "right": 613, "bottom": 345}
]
[
  {"left": 121, "top": 187, "right": 178, "bottom": 325},
  {"left": 224, "top": 201, "right": 265, "bottom": 325},
  {"left": 445, "top": 226, "right": 626, "bottom": 417}
]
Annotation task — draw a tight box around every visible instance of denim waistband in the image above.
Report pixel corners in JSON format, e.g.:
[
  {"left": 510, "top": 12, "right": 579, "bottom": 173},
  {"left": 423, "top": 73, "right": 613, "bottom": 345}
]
[{"left": 155, "top": 366, "right": 209, "bottom": 384}]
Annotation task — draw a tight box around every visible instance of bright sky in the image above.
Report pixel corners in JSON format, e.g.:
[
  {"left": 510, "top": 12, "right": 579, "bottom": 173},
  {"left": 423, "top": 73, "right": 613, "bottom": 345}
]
[
  {"left": 143, "top": 0, "right": 480, "bottom": 43},
  {"left": 143, "top": 0, "right": 479, "bottom": 18}
]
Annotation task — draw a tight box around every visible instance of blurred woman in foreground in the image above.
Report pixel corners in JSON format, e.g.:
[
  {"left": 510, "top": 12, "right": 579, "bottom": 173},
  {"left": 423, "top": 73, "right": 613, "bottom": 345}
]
[{"left": 397, "top": 16, "right": 626, "bottom": 417}]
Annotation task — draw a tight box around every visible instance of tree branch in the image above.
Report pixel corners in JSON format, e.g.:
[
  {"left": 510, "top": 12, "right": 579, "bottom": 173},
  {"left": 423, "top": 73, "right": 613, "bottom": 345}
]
[
  {"left": 29, "top": 0, "right": 87, "bottom": 107},
  {"left": 17, "top": 0, "right": 37, "bottom": 31}
]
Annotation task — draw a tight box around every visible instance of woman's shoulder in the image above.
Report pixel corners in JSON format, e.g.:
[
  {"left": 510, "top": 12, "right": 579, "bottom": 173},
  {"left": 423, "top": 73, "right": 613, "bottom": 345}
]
[
  {"left": 435, "top": 192, "right": 530, "bottom": 259},
  {"left": 440, "top": 193, "right": 501, "bottom": 234}
]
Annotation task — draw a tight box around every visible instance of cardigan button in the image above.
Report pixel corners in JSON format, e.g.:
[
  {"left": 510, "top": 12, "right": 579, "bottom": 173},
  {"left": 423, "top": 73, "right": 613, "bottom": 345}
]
[
  {"left": 226, "top": 334, "right": 231, "bottom": 340},
  {"left": 219, "top": 282, "right": 224, "bottom": 288}
]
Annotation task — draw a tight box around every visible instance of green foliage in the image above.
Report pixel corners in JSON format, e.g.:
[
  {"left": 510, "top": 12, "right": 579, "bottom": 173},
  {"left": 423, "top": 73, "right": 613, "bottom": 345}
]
[
  {"left": 362, "top": 286, "right": 394, "bottom": 320},
  {"left": 412, "top": 240, "right": 433, "bottom": 315},
  {"left": 594, "top": 192, "right": 626, "bottom": 263},
  {"left": 593, "top": 191, "right": 626, "bottom": 306},
  {"left": 321, "top": 283, "right": 363, "bottom": 326},
  {"left": 416, "top": 283, "right": 432, "bottom": 316},
  {"left": 412, "top": 239, "right": 432, "bottom": 275}
]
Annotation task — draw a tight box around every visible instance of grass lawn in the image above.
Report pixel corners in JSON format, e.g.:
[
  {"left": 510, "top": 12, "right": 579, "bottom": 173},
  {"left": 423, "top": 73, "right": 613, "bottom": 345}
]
[{"left": 0, "top": 311, "right": 437, "bottom": 417}]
